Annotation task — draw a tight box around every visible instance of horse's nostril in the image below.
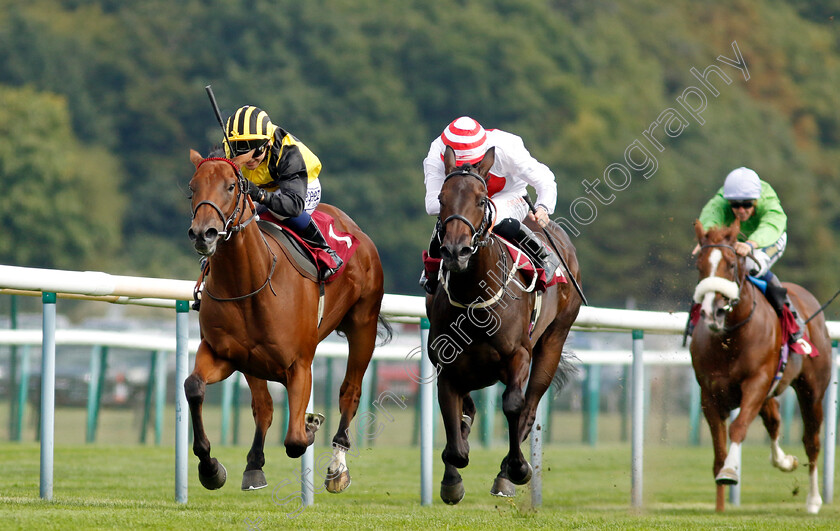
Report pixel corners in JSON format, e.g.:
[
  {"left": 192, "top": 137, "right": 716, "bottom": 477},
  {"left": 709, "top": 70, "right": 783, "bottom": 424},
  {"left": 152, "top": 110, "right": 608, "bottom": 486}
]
[
  {"left": 188, "top": 228, "right": 197, "bottom": 242},
  {"left": 715, "top": 307, "right": 727, "bottom": 319},
  {"left": 440, "top": 247, "right": 453, "bottom": 260},
  {"left": 457, "top": 247, "right": 472, "bottom": 259},
  {"left": 204, "top": 228, "right": 219, "bottom": 241}
]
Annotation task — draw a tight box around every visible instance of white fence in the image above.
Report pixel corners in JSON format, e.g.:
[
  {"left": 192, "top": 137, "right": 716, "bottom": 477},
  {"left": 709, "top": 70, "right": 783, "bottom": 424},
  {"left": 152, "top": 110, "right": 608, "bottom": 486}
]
[{"left": 0, "top": 264, "right": 837, "bottom": 508}]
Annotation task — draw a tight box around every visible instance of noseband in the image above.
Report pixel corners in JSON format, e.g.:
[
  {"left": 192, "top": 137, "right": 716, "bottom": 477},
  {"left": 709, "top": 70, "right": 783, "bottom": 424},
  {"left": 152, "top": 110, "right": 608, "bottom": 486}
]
[
  {"left": 191, "top": 157, "right": 257, "bottom": 240},
  {"left": 438, "top": 168, "right": 495, "bottom": 253},
  {"left": 696, "top": 243, "right": 757, "bottom": 330}
]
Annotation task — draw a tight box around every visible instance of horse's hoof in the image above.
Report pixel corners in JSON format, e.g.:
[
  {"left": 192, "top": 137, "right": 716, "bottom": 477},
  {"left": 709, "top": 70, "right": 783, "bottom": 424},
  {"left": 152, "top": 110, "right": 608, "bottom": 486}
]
[
  {"left": 306, "top": 413, "right": 326, "bottom": 433},
  {"left": 490, "top": 475, "right": 516, "bottom": 498},
  {"left": 806, "top": 494, "right": 823, "bottom": 514},
  {"left": 715, "top": 467, "right": 739, "bottom": 485},
  {"left": 508, "top": 461, "right": 533, "bottom": 486},
  {"left": 440, "top": 480, "right": 465, "bottom": 505},
  {"left": 772, "top": 454, "right": 798, "bottom": 472},
  {"left": 241, "top": 469, "right": 267, "bottom": 491},
  {"left": 325, "top": 468, "right": 351, "bottom": 494},
  {"left": 198, "top": 458, "right": 227, "bottom": 490}
]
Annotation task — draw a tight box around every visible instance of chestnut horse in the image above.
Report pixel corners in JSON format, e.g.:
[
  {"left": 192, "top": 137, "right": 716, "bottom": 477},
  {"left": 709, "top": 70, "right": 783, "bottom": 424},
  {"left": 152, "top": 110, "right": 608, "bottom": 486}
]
[
  {"left": 185, "top": 149, "right": 389, "bottom": 493},
  {"left": 426, "top": 146, "right": 581, "bottom": 504},
  {"left": 690, "top": 220, "right": 830, "bottom": 513}
]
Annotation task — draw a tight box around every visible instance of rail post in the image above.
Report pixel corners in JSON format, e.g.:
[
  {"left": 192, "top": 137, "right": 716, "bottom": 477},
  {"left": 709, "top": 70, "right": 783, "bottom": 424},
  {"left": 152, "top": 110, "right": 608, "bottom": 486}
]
[{"left": 39, "top": 292, "right": 56, "bottom": 501}]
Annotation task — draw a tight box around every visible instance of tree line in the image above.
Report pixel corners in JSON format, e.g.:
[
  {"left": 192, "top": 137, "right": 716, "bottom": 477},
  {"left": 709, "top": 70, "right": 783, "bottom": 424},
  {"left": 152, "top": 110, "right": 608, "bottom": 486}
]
[{"left": 1, "top": 0, "right": 839, "bottom": 314}]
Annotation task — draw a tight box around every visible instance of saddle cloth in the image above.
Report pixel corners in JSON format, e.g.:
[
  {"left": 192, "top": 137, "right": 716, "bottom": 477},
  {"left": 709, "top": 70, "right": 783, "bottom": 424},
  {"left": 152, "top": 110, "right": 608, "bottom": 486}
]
[
  {"left": 422, "top": 236, "right": 566, "bottom": 293},
  {"left": 687, "top": 299, "right": 818, "bottom": 358},
  {"left": 259, "top": 210, "right": 359, "bottom": 282}
]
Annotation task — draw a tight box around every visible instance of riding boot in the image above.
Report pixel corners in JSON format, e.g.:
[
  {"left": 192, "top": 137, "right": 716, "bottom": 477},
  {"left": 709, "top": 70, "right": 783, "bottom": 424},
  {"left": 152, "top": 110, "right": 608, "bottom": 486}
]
[
  {"left": 419, "top": 225, "right": 441, "bottom": 295},
  {"left": 764, "top": 272, "right": 805, "bottom": 343},
  {"left": 298, "top": 218, "right": 343, "bottom": 280},
  {"left": 496, "top": 218, "right": 561, "bottom": 281}
]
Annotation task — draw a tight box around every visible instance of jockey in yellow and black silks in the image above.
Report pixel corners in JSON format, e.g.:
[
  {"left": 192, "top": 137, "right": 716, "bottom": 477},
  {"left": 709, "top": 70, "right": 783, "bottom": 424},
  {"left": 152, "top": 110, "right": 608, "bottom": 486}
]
[{"left": 223, "top": 105, "right": 342, "bottom": 279}]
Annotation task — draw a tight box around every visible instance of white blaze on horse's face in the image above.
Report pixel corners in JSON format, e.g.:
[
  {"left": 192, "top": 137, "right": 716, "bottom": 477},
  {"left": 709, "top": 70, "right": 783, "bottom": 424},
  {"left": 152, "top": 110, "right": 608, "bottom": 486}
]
[{"left": 693, "top": 248, "right": 740, "bottom": 330}]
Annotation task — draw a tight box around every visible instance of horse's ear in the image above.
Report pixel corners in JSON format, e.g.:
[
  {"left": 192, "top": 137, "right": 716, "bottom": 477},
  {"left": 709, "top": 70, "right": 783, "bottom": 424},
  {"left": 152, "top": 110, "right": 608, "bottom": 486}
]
[
  {"left": 476, "top": 147, "right": 495, "bottom": 179},
  {"left": 231, "top": 153, "right": 250, "bottom": 168},
  {"left": 694, "top": 219, "right": 706, "bottom": 243},
  {"left": 728, "top": 218, "right": 741, "bottom": 242},
  {"left": 443, "top": 145, "right": 457, "bottom": 174},
  {"left": 190, "top": 149, "right": 204, "bottom": 168}
]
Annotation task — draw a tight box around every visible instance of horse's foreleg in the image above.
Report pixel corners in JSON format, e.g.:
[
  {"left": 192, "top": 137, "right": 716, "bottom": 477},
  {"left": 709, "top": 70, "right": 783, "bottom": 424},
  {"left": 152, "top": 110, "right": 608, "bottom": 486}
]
[
  {"left": 437, "top": 376, "right": 468, "bottom": 504},
  {"left": 283, "top": 361, "right": 315, "bottom": 459},
  {"left": 184, "top": 342, "right": 235, "bottom": 490},
  {"left": 500, "top": 346, "right": 532, "bottom": 486},
  {"left": 759, "top": 398, "right": 799, "bottom": 473},
  {"left": 326, "top": 314, "right": 377, "bottom": 494},
  {"left": 700, "top": 390, "right": 731, "bottom": 507},
  {"left": 241, "top": 374, "right": 273, "bottom": 491},
  {"left": 716, "top": 378, "right": 768, "bottom": 485},
  {"left": 794, "top": 379, "right": 825, "bottom": 514}
]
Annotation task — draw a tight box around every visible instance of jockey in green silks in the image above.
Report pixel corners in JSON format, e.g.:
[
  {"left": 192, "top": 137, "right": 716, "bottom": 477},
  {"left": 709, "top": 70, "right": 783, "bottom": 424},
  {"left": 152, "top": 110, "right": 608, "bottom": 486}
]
[{"left": 693, "top": 166, "right": 804, "bottom": 345}]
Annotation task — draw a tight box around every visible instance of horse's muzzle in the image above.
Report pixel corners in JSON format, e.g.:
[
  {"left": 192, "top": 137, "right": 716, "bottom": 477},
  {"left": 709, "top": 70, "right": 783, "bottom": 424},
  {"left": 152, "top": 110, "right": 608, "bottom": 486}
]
[
  {"left": 440, "top": 242, "right": 472, "bottom": 273},
  {"left": 188, "top": 225, "right": 219, "bottom": 256}
]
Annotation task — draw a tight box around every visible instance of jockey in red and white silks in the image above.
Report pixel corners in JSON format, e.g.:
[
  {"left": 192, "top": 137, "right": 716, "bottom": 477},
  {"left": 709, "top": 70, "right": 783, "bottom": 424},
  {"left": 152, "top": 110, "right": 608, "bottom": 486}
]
[
  {"left": 423, "top": 119, "right": 558, "bottom": 224},
  {"left": 420, "top": 116, "right": 561, "bottom": 294}
]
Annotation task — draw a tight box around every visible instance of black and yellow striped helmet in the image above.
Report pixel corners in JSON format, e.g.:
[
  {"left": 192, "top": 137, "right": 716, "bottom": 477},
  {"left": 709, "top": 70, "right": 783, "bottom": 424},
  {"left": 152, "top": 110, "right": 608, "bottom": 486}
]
[{"left": 224, "top": 106, "right": 274, "bottom": 156}]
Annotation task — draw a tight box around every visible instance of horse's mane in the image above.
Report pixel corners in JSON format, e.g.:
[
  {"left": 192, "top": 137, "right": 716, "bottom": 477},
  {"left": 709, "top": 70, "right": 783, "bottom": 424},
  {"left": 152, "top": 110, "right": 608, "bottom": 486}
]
[{"left": 705, "top": 225, "right": 734, "bottom": 243}]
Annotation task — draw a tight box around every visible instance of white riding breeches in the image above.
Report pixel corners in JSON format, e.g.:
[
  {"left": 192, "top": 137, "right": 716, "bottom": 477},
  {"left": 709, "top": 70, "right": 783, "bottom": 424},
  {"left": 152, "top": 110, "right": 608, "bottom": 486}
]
[{"left": 746, "top": 231, "right": 787, "bottom": 277}]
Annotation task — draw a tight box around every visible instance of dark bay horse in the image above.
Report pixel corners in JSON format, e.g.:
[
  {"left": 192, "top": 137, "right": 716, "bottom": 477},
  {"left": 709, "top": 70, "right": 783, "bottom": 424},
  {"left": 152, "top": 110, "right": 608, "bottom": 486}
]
[
  {"left": 690, "top": 220, "right": 830, "bottom": 513},
  {"left": 426, "top": 146, "right": 581, "bottom": 504},
  {"left": 185, "top": 149, "right": 389, "bottom": 493}
]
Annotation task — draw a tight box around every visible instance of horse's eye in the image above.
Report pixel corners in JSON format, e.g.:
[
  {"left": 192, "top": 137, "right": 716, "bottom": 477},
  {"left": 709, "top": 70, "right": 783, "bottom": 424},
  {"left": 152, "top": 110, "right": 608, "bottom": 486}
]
[
  {"left": 186, "top": 186, "right": 194, "bottom": 199},
  {"left": 228, "top": 183, "right": 236, "bottom": 193}
]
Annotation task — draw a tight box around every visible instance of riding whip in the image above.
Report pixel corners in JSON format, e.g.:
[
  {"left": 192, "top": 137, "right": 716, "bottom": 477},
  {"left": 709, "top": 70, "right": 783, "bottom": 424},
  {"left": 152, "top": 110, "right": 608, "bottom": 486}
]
[
  {"left": 523, "top": 195, "right": 588, "bottom": 306},
  {"left": 205, "top": 85, "right": 236, "bottom": 159}
]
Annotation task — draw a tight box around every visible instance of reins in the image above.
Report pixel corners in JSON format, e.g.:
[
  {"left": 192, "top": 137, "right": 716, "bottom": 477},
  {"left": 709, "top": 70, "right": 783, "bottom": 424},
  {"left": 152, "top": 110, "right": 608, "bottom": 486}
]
[
  {"left": 697, "top": 243, "right": 756, "bottom": 332},
  {"left": 438, "top": 168, "right": 495, "bottom": 254},
  {"left": 193, "top": 156, "right": 278, "bottom": 303},
  {"left": 192, "top": 157, "right": 258, "bottom": 240}
]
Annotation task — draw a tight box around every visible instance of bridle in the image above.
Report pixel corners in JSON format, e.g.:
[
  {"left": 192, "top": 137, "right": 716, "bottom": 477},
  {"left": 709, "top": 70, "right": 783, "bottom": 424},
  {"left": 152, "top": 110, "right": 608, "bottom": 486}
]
[
  {"left": 697, "top": 243, "right": 756, "bottom": 331},
  {"left": 437, "top": 168, "right": 495, "bottom": 254},
  {"left": 191, "top": 157, "right": 258, "bottom": 240},
  {"left": 191, "top": 156, "right": 276, "bottom": 302}
]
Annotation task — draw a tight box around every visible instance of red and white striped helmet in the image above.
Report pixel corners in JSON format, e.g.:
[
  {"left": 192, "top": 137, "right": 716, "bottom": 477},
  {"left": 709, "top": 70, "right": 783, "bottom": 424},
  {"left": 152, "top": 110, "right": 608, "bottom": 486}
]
[{"left": 441, "top": 116, "right": 487, "bottom": 164}]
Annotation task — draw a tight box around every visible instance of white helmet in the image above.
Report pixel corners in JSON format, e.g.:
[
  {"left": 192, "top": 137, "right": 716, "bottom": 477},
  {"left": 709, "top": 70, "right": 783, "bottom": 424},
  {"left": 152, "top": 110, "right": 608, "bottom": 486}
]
[{"left": 722, "top": 167, "right": 761, "bottom": 200}]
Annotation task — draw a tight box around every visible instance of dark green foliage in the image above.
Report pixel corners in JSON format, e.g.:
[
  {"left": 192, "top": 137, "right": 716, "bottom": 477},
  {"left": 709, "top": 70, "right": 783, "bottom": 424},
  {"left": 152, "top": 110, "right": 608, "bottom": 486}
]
[{"left": 1, "top": 0, "right": 839, "bottom": 313}]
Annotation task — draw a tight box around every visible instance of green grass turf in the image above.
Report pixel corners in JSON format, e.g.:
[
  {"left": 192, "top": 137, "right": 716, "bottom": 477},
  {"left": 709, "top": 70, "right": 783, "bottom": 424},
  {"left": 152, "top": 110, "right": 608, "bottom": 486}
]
[{"left": 0, "top": 442, "right": 838, "bottom": 530}]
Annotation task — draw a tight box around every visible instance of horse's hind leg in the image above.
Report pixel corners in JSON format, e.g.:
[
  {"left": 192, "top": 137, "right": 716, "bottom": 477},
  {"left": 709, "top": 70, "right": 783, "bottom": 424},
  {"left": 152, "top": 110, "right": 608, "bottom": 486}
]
[
  {"left": 326, "top": 312, "right": 377, "bottom": 493},
  {"left": 241, "top": 375, "right": 273, "bottom": 490},
  {"left": 759, "top": 397, "right": 798, "bottom": 472},
  {"left": 793, "top": 377, "right": 826, "bottom": 514},
  {"left": 184, "top": 341, "right": 235, "bottom": 490}
]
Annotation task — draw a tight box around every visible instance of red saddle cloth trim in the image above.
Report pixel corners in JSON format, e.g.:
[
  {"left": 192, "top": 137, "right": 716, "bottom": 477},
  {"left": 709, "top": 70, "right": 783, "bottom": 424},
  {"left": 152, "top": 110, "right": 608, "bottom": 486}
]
[
  {"left": 496, "top": 236, "right": 566, "bottom": 291},
  {"left": 422, "top": 237, "right": 566, "bottom": 292},
  {"left": 259, "top": 210, "right": 359, "bottom": 282},
  {"left": 782, "top": 306, "right": 818, "bottom": 357}
]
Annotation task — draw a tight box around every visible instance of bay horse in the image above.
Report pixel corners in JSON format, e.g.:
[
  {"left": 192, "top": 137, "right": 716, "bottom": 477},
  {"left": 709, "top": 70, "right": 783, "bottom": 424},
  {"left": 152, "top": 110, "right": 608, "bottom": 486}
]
[
  {"left": 426, "top": 146, "right": 581, "bottom": 504},
  {"left": 690, "top": 220, "right": 831, "bottom": 513},
  {"left": 185, "top": 149, "right": 389, "bottom": 493}
]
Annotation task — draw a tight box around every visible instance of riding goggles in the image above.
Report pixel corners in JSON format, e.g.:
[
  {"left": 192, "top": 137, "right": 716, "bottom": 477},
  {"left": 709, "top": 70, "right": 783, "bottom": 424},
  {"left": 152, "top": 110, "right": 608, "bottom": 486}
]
[
  {"left": 231, "top": 139, "right": 269, "bottom": 158},
  {"left": 728, "top": 200, "right": 755, "bottom": 209}
]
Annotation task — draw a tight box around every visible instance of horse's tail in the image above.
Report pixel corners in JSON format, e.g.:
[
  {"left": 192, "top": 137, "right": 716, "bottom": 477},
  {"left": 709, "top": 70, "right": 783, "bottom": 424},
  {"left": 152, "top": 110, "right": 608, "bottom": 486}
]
[
  {"left": 550, "top": 350, "right": 579, "bottom": 398},
  {"left": 376, "top": 314, "right": 394, "bottom": 346}
]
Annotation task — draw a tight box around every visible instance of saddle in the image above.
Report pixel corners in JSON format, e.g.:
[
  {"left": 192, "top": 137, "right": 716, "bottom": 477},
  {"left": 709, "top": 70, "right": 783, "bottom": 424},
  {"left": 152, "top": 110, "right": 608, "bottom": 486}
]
[
  {"left": 258, "top": 210, "right": 359, "bottom": 283},
  {"left": 422, "top": 235, "right": 566, "bottom": 294}
]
